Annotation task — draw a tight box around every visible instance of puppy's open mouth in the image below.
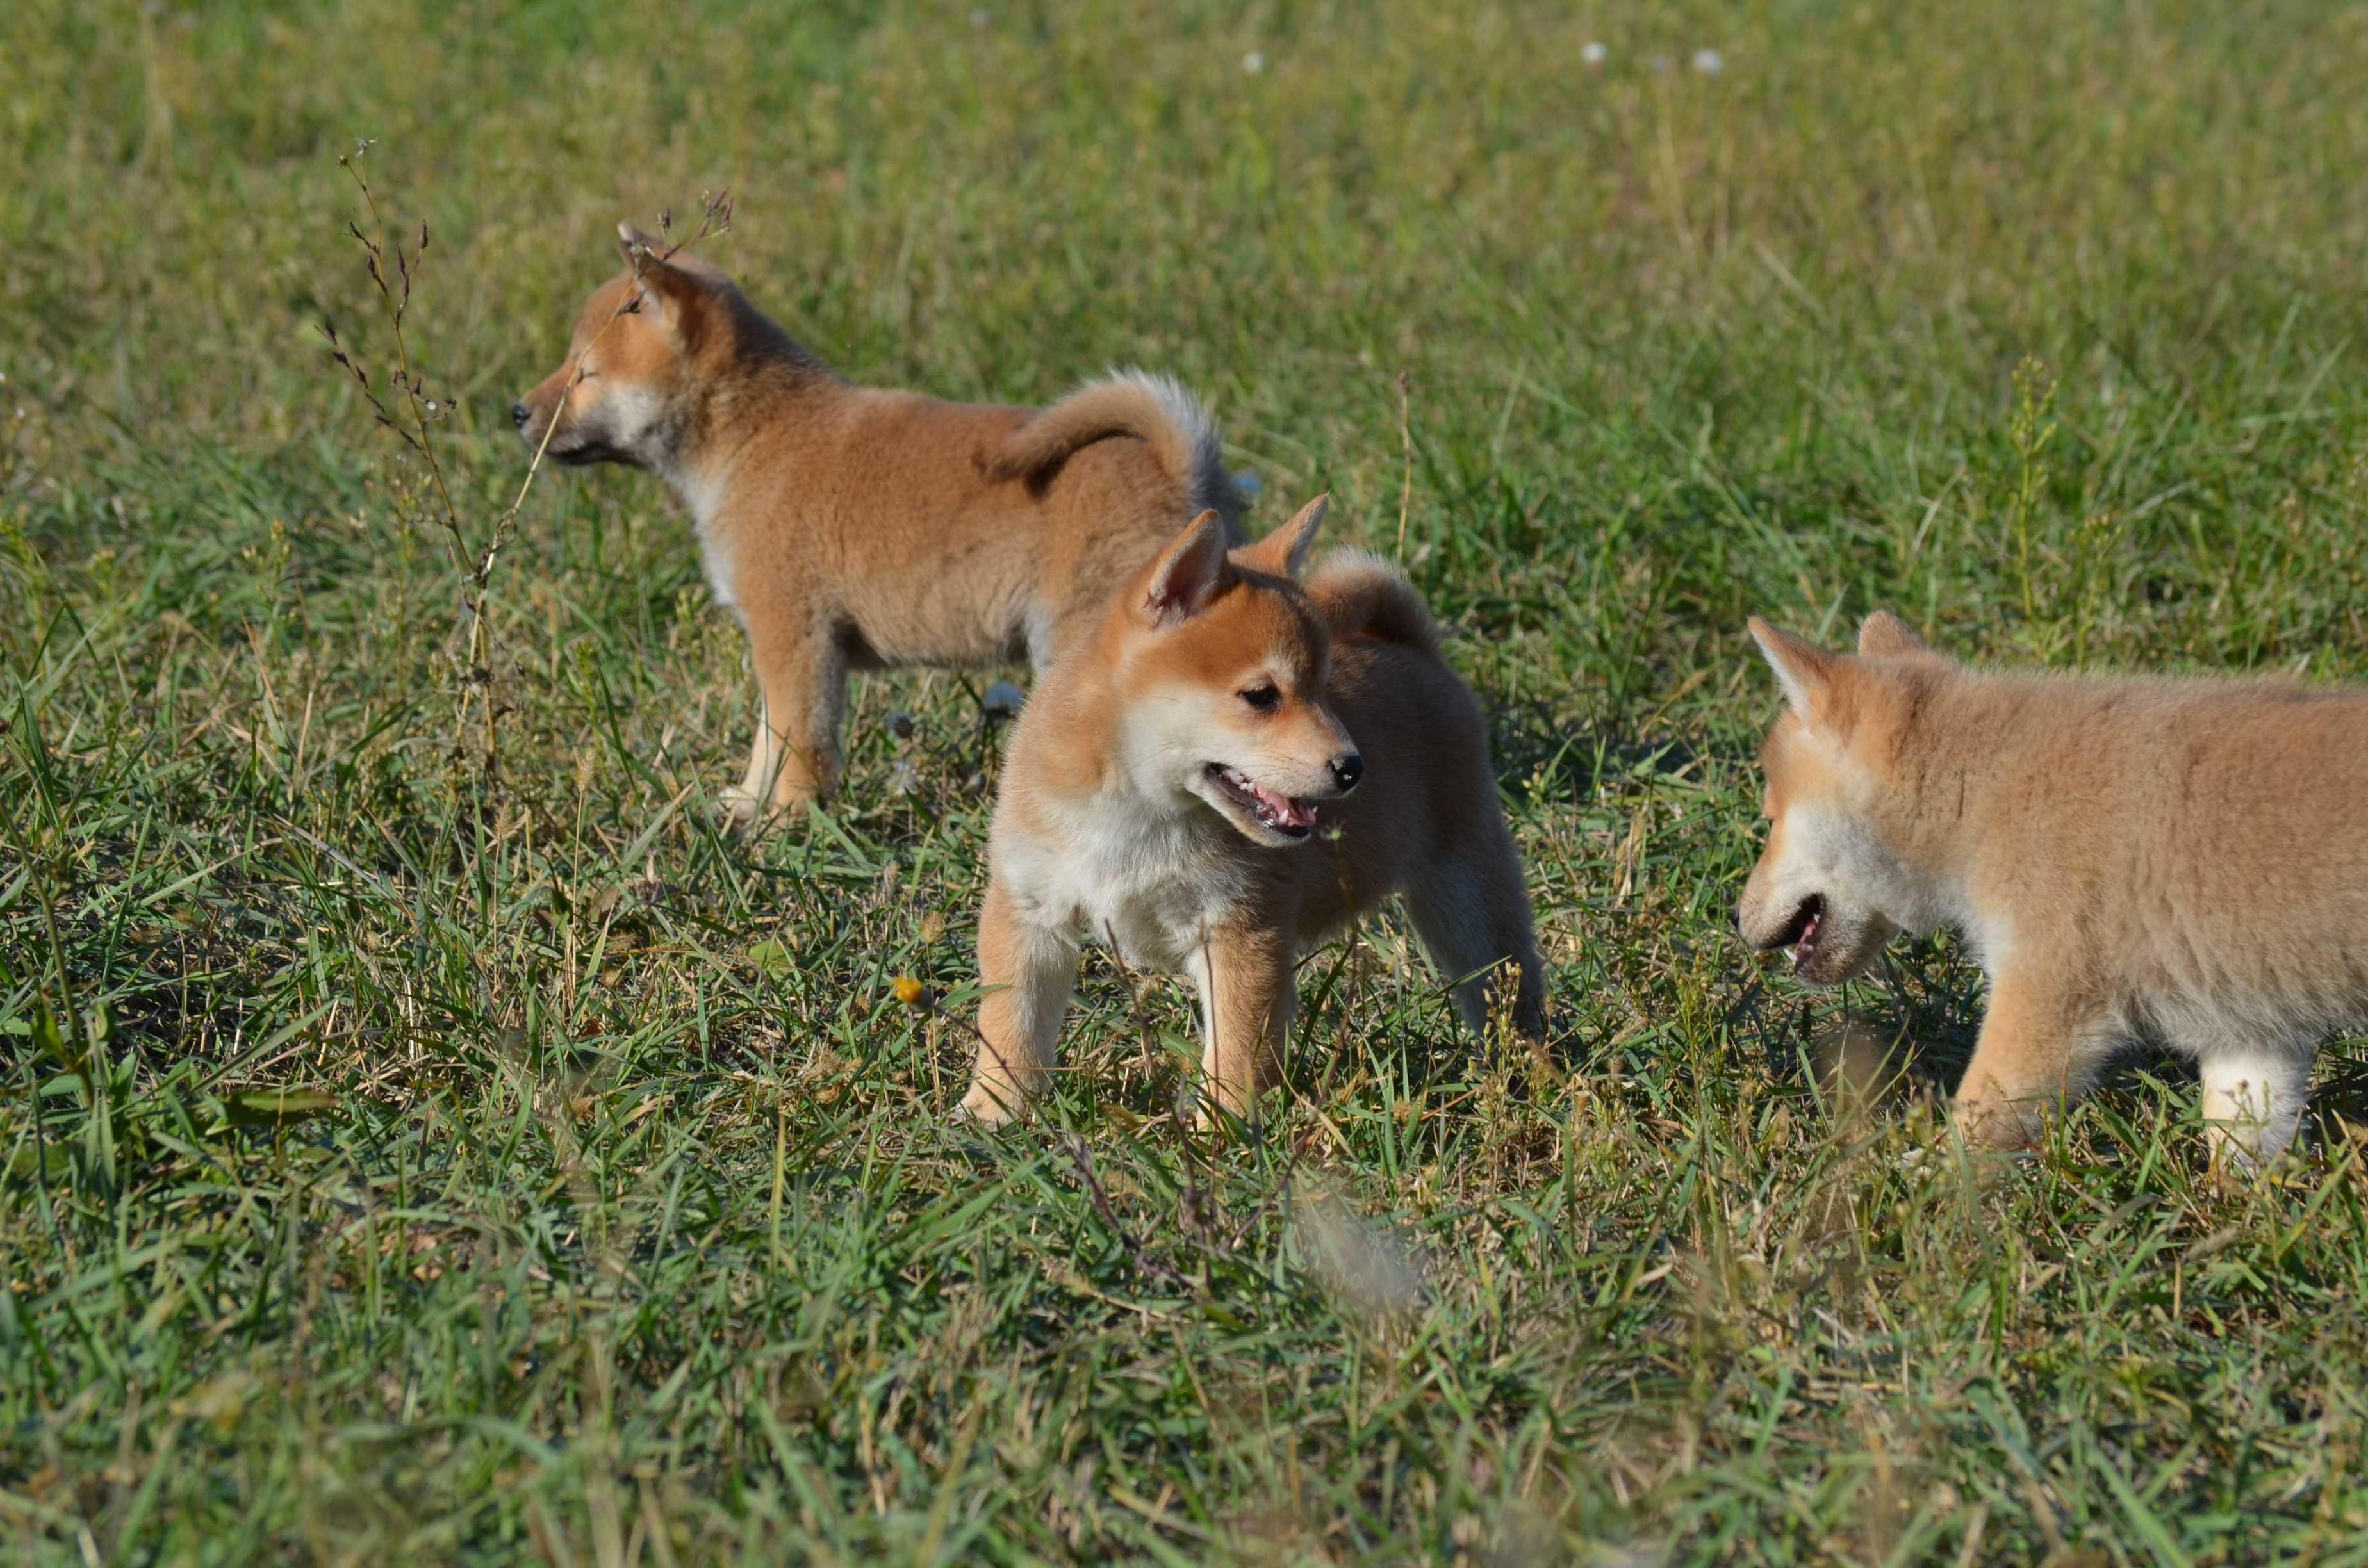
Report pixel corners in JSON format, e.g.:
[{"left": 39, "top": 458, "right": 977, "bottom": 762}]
[
  {"left": 548, "top": 438, "right": 623, "bottom": 467},
  {"left": 1777, "top": 895, "right": 1825, "bottom": 976},
  {"left": 1205, "top": 764, "right": 1319, "bottom": 840}
]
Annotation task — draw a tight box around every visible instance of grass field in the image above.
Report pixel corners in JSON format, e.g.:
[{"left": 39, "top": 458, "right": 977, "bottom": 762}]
[{"left": 11, "top": 0, "right": 2368, "bottom": 1560}]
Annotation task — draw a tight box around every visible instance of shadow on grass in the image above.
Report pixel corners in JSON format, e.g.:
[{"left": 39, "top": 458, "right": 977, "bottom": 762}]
[
  {"left": 1741, "top": 938, "right": 2368, "bottom": 1166},
  {"left": 1485, "top": 696, "right": 1705, "bottom": 810}
]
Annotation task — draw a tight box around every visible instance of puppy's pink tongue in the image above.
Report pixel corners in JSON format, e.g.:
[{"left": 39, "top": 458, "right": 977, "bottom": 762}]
[
  {"left": 1791, "top": 911, "right": 1821, "bottom": 972},
  {"left": 1249, "top": 778, "right": 1315, "bottom": 829}
]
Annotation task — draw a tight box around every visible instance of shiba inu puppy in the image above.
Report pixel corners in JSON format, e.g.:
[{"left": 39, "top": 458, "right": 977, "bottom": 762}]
[
  {"left": 1738, "top": 610, "right": 2368, "bottom": 1166},
  {"left": 513, "top": 226, "right": 1240, "bottom": 827},
  {"left": 958, "top": 496, "right": 1547, "bottom": 1127}
]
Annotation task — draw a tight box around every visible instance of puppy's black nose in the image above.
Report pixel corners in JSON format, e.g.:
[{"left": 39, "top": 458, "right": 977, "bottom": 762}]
[
  {"left": 1330, "top": 754, "right": 1363, "bottom": 793},
  {"left": 509, "top": 402, "right": 532, "bottom": 429}
]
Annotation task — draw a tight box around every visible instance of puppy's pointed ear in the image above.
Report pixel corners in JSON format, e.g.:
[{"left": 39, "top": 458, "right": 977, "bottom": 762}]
[
  {"left": 1236, "top": 493, "right": 1328, "bottom": 580},
  {"left": 1857, "top": 610, "right": 1935, "bottom": 660},
  {"left": 1141, "top": 510, "right": 1232, "bottom": 626},
  {"left": 616, "top": 222, "right": 659, "bottom": 265},
  {"left": 618, "top": 222, "right": 727, "bottom": 281},
  {"left": 1748, "top": 618, "right": 1848, "bottom": 726},
  {"left": 614, "top": 222, "right": 714, "bottom": 332}
]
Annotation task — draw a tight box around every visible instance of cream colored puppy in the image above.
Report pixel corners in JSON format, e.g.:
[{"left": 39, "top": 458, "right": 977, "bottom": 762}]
[{"left": 1739, "top": 611, "right": 2368, "bottom": 1166}]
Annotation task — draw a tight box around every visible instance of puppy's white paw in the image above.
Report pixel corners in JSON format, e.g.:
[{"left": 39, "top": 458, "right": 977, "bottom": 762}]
[
  {"left": 957, "top": 1083, "right": 1024, "bottom": 1129},
  {"left": 721, "top": 783, "right": 818, "bottom": 835},
  {"left": 718, "top": 783, "right": 762, "bottom": 830},
  {"left": 1176, "top": 1083, "right": 1263, "bottom": 1140}
]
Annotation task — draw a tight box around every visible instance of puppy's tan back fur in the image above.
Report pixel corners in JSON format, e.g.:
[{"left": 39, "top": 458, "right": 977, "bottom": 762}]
[
  {"left": 1738, "top": 612, "right": 2368, "bottom": 1165},
  {"left": 960, "top": 498, "right": 1546, "bottom": 1127},
  {"left": 514, "top": 229, "right": 1240, "bottom": 827}
]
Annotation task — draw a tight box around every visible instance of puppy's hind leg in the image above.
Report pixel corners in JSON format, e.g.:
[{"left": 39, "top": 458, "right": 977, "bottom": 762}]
[
  {"left": 1402, "top": 830, "right": 1547, "bottom": 1042},
  {"left": 2199, "top": 1049, "right": 2310, "bottom": 1172}
]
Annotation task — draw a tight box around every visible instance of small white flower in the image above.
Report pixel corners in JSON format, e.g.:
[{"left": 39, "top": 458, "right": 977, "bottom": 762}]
[
  {"left": 888, "top": 758, "right": 923, "bottom": 796},
  {"left": 1691, "top": 48, "right": 1724, "bottom": 75},
  {"left": 1242, "top": 50, "right": 1266, "bottom": 73},
  {"left": 1581, "top": 41, "right": 1607, "bottom": 66}
]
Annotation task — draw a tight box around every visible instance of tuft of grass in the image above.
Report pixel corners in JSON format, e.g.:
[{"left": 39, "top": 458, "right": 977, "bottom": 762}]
[{"left": 10, "top": 0, "right": 2368, "bottom": 1560}]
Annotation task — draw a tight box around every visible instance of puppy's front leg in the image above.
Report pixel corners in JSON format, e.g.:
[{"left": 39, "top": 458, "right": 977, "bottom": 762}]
[
  {"left": 725, "top": 612, "right": 847, "bottom": 829},
  {"left": 960, "top": 875, "right": 1078, "bottom": 1126},
  {"left": 1187, "top": 927, "right": 1297, "bottom": 1128},
  {"left": 1952, "top": 968, "right": 2093, "bottom": 1152}
]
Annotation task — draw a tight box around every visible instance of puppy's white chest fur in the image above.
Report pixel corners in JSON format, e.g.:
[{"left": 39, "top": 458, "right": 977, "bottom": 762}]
[
  {"left": 670, "top": 468, "right": 740, "bottom": 616},
  {"left": 999, "top": 796, "right": 1253, "bottom": 971}
]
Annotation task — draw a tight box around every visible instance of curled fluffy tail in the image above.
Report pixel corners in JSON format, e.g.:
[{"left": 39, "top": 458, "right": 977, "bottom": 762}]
[
  {"left": 1306, "top": 550, "right": 1441, "bottom": 657},
  {"left": 982, "top": 369, "right": 1240, "bottom": 523}
]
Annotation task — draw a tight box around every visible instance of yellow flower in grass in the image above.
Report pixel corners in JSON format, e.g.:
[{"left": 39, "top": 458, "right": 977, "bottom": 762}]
[{"left": 892, "top": 974, "right": 926, "bottom": 1008}]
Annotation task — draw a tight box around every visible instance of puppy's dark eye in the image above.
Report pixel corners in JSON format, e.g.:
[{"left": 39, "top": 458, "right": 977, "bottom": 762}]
[{"left": 1240, "top": 683, "right": 1281, "bottom": 712}]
